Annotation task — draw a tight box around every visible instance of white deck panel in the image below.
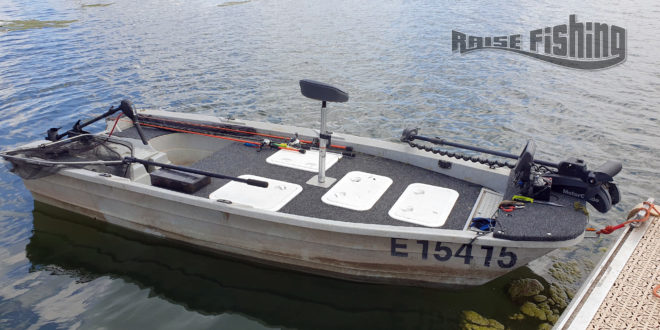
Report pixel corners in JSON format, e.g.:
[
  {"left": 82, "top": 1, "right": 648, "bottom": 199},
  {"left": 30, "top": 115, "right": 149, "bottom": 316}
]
[
  {"left": 321, "top": 171, "right": 393, "bottom": 211},
  {"left": 209, "top": 175, "right": 302, "bottom": 211},
  {"left": 388, "top": 183, "right": 459, "bottom": 227},
  {"left": 266, "top": 149, "right": 342, "bottom": 172}
]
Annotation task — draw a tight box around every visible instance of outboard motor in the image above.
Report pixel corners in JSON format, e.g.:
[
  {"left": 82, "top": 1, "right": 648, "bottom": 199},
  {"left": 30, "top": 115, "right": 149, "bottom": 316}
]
[{"left": 544, "top": 158, "right": 621, "bottom": 213}]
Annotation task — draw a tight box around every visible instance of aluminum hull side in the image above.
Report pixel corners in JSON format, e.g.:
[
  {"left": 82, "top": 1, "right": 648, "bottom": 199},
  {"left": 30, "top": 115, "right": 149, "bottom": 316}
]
[{"left": 23, "top": 171, "right": 563, "bottom": 287}]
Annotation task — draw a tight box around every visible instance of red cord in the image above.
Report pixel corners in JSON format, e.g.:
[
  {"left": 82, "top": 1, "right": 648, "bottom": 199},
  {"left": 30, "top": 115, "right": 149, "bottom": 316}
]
[{"left": 107, "top": 113, "right": 123, "bottom": 138}]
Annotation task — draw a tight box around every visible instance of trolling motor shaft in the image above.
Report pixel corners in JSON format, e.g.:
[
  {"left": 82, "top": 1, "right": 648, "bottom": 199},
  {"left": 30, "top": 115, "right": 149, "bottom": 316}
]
[
  {"left": 401, "top": 127, "right": 558, "bottom": 167},
  {"left": 46, "top": 100, "right": 149, "bottom": 145}
]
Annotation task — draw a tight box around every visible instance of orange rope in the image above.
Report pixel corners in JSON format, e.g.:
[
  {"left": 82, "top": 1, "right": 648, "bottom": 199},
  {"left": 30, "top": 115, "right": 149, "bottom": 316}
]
[{"left": 595, "top": 202, "right": 659, "bottom": 235}]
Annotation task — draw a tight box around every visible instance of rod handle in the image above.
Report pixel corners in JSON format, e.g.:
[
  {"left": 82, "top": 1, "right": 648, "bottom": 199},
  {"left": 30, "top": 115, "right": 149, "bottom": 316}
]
[{"left": 246, "top": 178, "right": 269, "bottom": 188}]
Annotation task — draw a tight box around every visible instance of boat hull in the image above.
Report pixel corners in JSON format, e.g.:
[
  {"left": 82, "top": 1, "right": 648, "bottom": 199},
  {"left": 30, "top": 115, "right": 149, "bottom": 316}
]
[{"left": 23, "top": 170, "right": 563, "bottom": 288}]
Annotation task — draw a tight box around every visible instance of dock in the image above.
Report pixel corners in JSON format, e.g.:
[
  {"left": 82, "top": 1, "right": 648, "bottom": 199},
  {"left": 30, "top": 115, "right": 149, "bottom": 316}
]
[{"left": 555, "top": 198, "right": 660, "bottom": 329}]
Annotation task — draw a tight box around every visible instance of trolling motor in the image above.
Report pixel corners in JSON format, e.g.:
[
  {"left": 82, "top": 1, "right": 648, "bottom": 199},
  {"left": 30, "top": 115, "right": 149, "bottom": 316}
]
[
  {"left": 46, "top": 100, "right": 149, "bottom": 145},
  {"left": 401, "top": 128, "right": 621, "bottom": 213}
]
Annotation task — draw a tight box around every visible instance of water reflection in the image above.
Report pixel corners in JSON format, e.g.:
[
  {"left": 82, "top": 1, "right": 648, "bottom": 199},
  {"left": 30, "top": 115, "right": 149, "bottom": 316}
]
[{"left": 26, "top": 202, "right": 548, "bottom": 329}]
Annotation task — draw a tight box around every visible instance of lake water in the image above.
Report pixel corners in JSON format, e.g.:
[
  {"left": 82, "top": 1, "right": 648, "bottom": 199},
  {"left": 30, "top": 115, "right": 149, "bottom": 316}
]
[{"left": 1, "top": 1, "right": 659, "bottom": 329}]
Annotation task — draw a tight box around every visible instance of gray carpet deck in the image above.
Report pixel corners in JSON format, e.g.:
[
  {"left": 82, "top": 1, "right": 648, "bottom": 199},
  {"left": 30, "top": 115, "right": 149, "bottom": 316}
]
[
  {"left": 189, "top": 141, "right": 482, "bottom": 230},
  {"left": 116, "top": 125, "right": 589, "bottom": 240},
  {"left": 493, "top": 179, "right": 589, "bottom": 241}
]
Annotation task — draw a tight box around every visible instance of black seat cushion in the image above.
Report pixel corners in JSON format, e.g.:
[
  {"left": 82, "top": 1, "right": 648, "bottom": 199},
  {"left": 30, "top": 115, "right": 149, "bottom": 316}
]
[{"left": 299, "top": 79, "right": 349, "bottom": 103}]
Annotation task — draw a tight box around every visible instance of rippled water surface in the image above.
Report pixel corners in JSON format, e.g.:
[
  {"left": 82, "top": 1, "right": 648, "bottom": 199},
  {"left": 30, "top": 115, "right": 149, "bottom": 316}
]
[{"left": 1, "top": 0, "right": 659, "bottom": 329}]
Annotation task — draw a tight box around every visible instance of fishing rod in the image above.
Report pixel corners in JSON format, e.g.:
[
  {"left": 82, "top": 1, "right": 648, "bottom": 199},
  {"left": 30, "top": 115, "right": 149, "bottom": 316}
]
[
  {"left": 124, "top": 157, "right": 269, "bottom": 188},
  {"left": 138, "top": 122, "right": 307, "bottom": 154},
  {"left": 138, "top": 115, "right": 353, "bottom": 152}
]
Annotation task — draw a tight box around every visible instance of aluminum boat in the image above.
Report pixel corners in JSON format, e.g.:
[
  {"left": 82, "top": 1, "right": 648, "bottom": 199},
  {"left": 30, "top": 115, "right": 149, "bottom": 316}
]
[{"left": 1, "top": 80, "right": 622, "bottom": 287}]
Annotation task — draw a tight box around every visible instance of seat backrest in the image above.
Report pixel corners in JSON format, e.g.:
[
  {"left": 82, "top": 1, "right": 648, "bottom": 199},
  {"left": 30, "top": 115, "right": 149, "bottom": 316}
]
[{"left": 299, "top": 79, "right": 349, "bottom": 103}]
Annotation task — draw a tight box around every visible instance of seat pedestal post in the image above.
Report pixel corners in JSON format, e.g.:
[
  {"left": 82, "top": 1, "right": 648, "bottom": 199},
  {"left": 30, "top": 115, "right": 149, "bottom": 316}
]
[
  {"left": 298, "top": 79, "right": 348, "bottom": 188},
  {"left": 307, "top": 101, "right": 337, "bottom": 188}
]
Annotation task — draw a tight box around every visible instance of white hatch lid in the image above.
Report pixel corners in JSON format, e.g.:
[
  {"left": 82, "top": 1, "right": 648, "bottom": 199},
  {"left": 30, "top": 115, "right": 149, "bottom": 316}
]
[
  {"left": 266, "top": 149, "right": 342, "bottom": 172},
  {"left": 208, "top": 175, "right": 302, "bottom": 211},
  {"left": 388, "top": 183, "right": 459, "bottom": 227},
  {"left": 321, "top": 171, "right": 393, "bottom": 211}
]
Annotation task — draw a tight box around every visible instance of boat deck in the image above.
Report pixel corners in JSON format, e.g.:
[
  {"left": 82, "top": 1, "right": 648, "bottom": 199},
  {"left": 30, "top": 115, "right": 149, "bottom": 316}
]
[
  {"left": 113, "top": 122, "right": 589, "bottom": 239},
  {"left": 555, "top": 200, "right": 660, "bottom": 329},
  {"left": 189, "top": 140, "right": 482, "bottom": 230}
]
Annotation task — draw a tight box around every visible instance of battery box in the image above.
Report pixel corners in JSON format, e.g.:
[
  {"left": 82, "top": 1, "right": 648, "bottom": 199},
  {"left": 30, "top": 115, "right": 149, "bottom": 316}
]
[{"left": 150, "top": 168, "right": 211, "bottom": 194}]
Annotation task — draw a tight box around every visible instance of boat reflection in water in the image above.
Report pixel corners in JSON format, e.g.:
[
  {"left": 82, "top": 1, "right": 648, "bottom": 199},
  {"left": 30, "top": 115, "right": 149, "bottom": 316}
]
[{"left": 27, "top": 202, "right": 538, "bottom": 329}]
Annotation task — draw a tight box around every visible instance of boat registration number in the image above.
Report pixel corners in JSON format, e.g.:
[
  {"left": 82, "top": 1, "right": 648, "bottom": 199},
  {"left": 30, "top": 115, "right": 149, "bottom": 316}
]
[{"left": 390, "top": 238, "right": 517, "bottom": 268}]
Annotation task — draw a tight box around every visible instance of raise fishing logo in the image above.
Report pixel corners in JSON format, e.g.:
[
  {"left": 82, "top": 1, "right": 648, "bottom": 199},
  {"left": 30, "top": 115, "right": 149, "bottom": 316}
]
[{"left": 452, "top": 15, "right": 626, "bottom": 69}]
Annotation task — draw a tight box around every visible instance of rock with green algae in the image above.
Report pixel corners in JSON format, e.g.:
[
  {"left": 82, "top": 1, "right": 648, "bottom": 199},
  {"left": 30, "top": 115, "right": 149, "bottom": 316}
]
[
  {"left": 538, "top": 323, "right": 553, "bottom": 330},
  {"left": 0, "top": 20, "right": 77, "bottom": 31},
  {"left": 459, "top": 310, "right": 505, "bottom": 330},
  {"left": 538, "top": 302, "right": 556, "bottom": 321},
  {"left": 548, "top": 283, "right": 570, "bottom": 309},
  {"left": 508, "top": 313, "right": 525, "bottom": 320},
  {"left": 508, "top": 278, "right": 544, "bottom": 302},
  {"left": 520, "top": 302, "right": 546, "bottom": 321},
  {"left": 549, "top": 261, "right": 581, "bottom": 283},
  {"left": 565, "top": 288, "right": 575, "bottom": 299},
  {"left": 533, "top": 294, "right": 547, "bottom": 302}
]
